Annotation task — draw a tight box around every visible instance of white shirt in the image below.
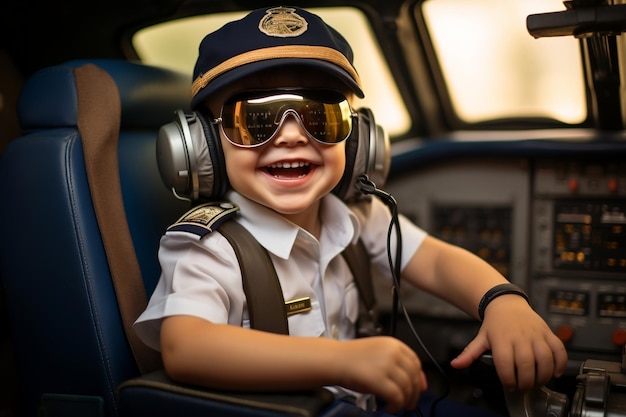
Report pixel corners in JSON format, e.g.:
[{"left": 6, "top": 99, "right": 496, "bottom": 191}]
[{"left": 134, "top": 190, "right": 427, "bottom": 407}]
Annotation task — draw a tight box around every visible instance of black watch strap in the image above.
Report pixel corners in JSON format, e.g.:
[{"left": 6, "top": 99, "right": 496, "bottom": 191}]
[{"left": 478, "top": 283, "right": 530, "bottom": 321}]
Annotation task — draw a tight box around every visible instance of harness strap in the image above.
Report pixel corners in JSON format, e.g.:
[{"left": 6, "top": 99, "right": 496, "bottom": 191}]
[
  {"left": 219, "top": 220, "right": 289, "bottom": 335},
  {"left": 342, "top": 240, "right": 382, "bottom": 337}
]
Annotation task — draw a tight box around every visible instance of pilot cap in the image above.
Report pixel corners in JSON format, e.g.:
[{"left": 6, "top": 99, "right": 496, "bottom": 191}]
[{"left": 190, "top": 6, "right": 364, "bottom": 109}]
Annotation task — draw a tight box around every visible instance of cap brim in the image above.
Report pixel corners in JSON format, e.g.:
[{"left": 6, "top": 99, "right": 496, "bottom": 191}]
[{"left": 191, "top": 58, "right": 364, "bottom": 109}]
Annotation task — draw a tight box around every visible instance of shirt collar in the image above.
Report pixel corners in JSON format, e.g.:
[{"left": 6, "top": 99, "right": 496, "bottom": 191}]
[{"left": 226, "top": 191, "right": 360, "bottom": 260}]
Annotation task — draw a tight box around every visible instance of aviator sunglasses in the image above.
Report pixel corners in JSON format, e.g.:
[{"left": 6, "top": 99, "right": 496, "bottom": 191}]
[{"left": 214, "top": 90, "right": 356, "bottom": 148}]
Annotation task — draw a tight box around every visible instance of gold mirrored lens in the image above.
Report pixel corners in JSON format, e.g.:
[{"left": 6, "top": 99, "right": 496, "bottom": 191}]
[{"left": 220, "top": 92, "right": 353, "bottom": 147}]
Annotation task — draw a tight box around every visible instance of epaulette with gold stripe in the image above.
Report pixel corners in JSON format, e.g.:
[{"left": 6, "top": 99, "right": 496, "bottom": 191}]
[{"left": 167, "top": 201, "right": 239, "bottom": 238}]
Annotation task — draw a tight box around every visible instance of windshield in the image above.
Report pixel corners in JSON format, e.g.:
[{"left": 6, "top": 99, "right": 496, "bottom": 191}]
[{"left": 132, "top": 1, "right": 585, "bottom": 138}]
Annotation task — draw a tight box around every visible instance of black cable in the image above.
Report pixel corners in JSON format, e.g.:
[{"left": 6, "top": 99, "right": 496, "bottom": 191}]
[
  {"left": 356, "top": 175, "right": 400, "bottom": 336},
  {"left": 356, "top": 174, "right": 451, "bottom": 417}
]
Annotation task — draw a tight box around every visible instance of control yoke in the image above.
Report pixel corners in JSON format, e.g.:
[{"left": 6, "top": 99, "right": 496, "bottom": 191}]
[{"left": 485, "top": 347, "right": 626, "bottom": 417}]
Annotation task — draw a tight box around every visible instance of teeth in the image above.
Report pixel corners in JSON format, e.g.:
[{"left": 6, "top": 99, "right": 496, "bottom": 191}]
[
  {"left": 273, "top": 173, "right": 306, "bottom": 179},
  {"left": 268, "top": 161, "right": 310, "bottom": 169}
]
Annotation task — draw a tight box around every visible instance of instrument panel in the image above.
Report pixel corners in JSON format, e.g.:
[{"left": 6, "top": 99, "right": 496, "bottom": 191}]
[
  {"left": 531, "top": 159, "right": 626, "bottom": 362},
  {"left": 379, "top": 149, "right": 626, "bottom": 369}
]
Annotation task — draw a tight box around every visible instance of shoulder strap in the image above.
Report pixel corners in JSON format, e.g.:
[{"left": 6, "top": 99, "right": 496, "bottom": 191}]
[
  {"left": 74, "top": 63, "right": 163, "bottom": 374},
  {"left": 342, "top": 240, "right": 382, "bottom": 337},
  {"left": 218, "top": 220, "right": 289, "bottom": 335},
  {"left": 342, "top": 239, "right": 375, "bottom": 311}
]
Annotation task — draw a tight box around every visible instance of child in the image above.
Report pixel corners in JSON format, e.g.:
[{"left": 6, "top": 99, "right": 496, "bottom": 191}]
[{"left": 134, "top": 6, "right": 567, "bottom": 415}]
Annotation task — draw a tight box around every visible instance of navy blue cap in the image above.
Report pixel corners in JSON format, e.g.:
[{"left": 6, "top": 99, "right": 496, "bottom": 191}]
[{"left": 190, "top": 6, "right": 364, "bottom": 109}]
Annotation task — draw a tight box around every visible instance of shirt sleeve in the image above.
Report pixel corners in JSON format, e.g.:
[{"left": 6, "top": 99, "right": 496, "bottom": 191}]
[{"left": 133, "top": 230, "right": 246, "bottom": 351}]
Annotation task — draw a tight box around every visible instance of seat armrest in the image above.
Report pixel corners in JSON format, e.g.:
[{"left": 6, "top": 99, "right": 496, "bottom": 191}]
[{"left": 118, "top": 370, "right": 336, "bottom": 417}]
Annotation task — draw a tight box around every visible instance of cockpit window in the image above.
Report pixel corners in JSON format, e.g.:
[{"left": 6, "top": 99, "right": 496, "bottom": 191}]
[
  {"left": 422, "top": 0, "right": 586, "bottom": 125},
  {"left": 132, "top": 2, "right": 586, "bottom": 138}
]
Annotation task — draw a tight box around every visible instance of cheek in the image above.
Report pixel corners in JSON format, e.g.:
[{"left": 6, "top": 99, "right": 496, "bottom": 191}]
[{"left": 221, "top": 138, "right": 258, "bottom": 183}]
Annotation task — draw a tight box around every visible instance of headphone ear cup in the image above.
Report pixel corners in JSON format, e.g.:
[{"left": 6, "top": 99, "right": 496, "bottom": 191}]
[
  {"left": 333, "top": 107, "right": 390, "bottom": 202},
  {"left": 195, "top": 111, "right": 228, "bottom": 200},
  {"left": 156, "top": 109, "right": 200, "bottom": 200},
  {"left": 156, "top": 110, "right": 228, "bottom": 201}
]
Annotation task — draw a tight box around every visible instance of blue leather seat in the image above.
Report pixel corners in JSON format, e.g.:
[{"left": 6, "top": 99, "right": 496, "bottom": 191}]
[
  {"left": 0, "top": 60, "right": 339, "bottom": 417},
  {"left": 0, "top": 59, "right": 189, "bottom": 416}
]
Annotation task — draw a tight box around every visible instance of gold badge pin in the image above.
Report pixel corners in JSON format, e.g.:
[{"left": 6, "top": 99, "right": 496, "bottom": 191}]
[
  {"left": 258, "top": 7, "right": 308, "bottom": 38},
  {"left": 285, "top": 297, "right": 312, "bottom": 316}
]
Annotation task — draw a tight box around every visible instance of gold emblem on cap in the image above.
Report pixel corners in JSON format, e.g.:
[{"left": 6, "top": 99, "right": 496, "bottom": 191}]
[{"left": 259, "top": 7, "right": 308, "bottom": 38}]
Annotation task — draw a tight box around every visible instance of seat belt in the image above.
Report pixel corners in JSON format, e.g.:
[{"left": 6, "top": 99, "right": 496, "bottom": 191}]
[{"left": 74, "top": 63, "right": 163, "bottom": 374}]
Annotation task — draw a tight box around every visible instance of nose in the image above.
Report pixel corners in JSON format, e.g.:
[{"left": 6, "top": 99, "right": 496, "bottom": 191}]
[{"left": 273, "top": 112, "right": 309, "bottom": 147}]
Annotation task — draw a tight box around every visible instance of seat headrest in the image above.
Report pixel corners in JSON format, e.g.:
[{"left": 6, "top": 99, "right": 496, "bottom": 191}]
[{"left": 18, "top": 59, "right": 191, "bottom": 131}]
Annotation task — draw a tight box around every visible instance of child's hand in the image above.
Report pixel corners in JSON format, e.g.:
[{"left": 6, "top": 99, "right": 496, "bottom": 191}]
[
  {"left": 450, "top": 295, "right": 568, "bottom": 392},
  {"left": 334, "top": 336, "right": 427, "bottom": 414}
]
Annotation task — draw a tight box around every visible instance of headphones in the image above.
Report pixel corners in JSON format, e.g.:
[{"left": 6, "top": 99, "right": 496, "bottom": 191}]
[{"left": 156, "top": 107, "right": 390, "bottom": 203}]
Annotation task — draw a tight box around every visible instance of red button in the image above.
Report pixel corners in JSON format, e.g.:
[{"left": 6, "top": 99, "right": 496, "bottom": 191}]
[
  {"left": 568, "top": 178, "right": 578, "bottom": 192},
  {"left": 612, "top": 329, "right": 626, "bottom": 346},
  {"left": 556, "top": 325, "right": 574, "bottom": 343},
  {"left": 608, "top": 178, "right": 618, "bottom": 193}
]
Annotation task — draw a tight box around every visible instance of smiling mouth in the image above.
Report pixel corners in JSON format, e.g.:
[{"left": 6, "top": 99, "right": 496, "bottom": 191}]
[{"left": 265, "top": 161, "right": 313, "bottom": 179}]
